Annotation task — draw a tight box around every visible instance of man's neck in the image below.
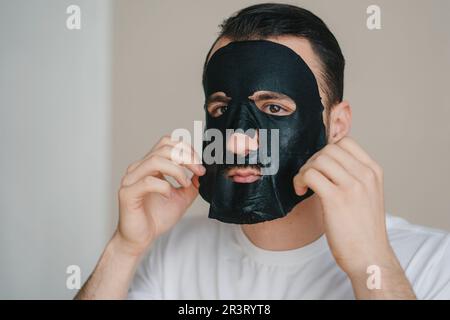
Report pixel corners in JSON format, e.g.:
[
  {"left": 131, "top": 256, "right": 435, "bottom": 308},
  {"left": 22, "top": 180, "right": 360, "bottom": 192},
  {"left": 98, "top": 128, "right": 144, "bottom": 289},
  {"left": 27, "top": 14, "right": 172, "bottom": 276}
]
[{"left": 241, "top": 194, "right": 324, "bottom": 251}]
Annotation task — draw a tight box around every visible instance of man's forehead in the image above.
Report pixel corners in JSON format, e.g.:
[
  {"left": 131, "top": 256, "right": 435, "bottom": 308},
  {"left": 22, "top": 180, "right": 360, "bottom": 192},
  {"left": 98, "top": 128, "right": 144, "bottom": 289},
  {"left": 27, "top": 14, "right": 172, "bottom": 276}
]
[
  {"left": 204, "top": 39, "right": 322, "bottom": 101},
  {"left": 208, "top": 36, "right": 321, "bottom": 81}
]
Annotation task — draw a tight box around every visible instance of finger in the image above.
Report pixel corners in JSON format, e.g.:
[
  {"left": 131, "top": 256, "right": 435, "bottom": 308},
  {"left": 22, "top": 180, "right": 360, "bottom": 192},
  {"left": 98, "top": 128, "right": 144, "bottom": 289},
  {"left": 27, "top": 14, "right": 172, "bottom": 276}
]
[
  {"left": 175, "top": 174, "right": 200, "bottom": 203},
  {"left": 335, "top": 137, "right": 383, "bottom": 183},
  {"left": 122, "top": 155, "right": 191, "bottom": 188},
  {"left": 156, "top": 144, "right": 205, "bottom": 176},
  {"left": 294, "top": 168, "right": 335, "bottom": 198},
  {"left": 149, "top": 135, "right": 173, "bottom": 154},
  {"left": 127, "top": 135, "right": 197, "bottom": 174},
  {"left": 321, "top": 144, "right": 370, "bottom": 182},
  {"left": 191, "top": 174, "right": 200, "bottom": 189},
  {"left": 306, "top": 153, "right": 354, "bottom": 187},
  {"left": 293, "top": 184, "right": 308, "bottom": 196},
  {"left": 293, "top": 154, "right": 347, "bottom": 195},
  {"left": 126, "top": 159, "right": 143, "bottom": 174},
  {"left": 152, "top": 136, "right": 201, "bottom": 164},
  {"left": 120, "top": 176, "right": 172, "bottom": 205},
  {"left": 131, "top": 139, "right": 205, "bottom": 176},
  {"left": 293, "top": 156, "right": 318, "bottom": 195},
  {"left": 337, "top": 137, "right": 376, "bottom": 168}
]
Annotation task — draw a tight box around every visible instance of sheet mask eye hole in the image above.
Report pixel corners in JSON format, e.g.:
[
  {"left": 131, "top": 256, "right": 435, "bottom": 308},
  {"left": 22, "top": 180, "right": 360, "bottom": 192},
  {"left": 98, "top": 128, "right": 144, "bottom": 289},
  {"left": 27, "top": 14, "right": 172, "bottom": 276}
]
[
  {"left": 258, "top": 103, "right": 294, "bottom": 117},
  {"left": 249, "top": 91, "right": 296, "bottom": 117},
  {"left": 210, "top": 105, "right": 228, "bottom": 118},
  {"left": 206, "top": 92, "right": 232, "bottom": 118}
]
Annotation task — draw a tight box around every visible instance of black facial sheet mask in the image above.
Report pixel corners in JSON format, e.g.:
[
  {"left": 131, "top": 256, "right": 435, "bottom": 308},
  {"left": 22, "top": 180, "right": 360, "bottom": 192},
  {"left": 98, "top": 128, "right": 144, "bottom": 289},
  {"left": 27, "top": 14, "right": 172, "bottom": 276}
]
[{"left": 199, "top": 40, "right": 327, "bottom": 224}]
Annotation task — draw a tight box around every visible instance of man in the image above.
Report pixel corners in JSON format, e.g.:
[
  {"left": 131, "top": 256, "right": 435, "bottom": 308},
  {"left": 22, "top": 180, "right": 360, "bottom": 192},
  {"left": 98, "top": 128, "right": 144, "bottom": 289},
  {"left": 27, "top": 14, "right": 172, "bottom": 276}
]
[{"left": 76, "top": 3, "right": 450, "bottom": 299}]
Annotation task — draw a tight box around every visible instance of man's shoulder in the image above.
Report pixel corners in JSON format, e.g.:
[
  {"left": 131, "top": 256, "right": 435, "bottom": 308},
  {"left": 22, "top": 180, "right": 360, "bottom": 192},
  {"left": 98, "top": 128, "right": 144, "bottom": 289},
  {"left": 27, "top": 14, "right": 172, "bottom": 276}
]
[
  {"left": 386, "top": 214, "right": 449, "bottom": 258},
  {"left": 386, "top": 214, "right": 450, "bottom": 298},
  {"left": 386, "top": 214, "right": 449, "bottom": 245}
]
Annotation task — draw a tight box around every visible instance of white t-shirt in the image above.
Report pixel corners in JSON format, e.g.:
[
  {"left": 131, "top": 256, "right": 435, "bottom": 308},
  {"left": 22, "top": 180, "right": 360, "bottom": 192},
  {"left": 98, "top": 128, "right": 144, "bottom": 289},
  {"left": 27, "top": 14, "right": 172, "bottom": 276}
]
[{"left": 128, "top": 214, "right": 450, "bottom": 300}]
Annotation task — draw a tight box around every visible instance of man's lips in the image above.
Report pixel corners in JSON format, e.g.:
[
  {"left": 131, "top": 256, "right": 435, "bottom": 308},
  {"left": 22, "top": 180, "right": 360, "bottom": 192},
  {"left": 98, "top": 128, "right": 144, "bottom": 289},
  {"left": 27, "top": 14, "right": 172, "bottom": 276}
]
[{"left": 227, "top": 167, "right": 262, "bottom": 183}]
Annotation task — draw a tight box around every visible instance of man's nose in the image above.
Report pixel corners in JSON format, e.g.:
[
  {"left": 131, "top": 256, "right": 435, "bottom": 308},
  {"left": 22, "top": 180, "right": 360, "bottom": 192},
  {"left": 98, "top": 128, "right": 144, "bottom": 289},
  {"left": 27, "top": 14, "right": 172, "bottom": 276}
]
[{"left": 226, "top": 130, "right": 259, "bottom": 156}]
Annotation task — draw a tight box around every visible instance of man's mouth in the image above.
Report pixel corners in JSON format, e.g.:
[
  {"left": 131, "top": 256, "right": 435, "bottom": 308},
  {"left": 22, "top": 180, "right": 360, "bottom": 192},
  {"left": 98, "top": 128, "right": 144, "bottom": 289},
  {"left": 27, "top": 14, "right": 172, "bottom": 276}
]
[{"left": 226, "top": 166, "right": 262, "bottom": 183}]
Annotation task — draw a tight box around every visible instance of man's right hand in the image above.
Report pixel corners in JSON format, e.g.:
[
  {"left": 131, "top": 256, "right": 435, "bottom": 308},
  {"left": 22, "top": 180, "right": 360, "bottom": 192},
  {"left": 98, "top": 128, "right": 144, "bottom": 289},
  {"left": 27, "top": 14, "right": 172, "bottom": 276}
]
[
  {"left": 75, "top": 135, "right": 205, "bottom": 299},
  {"left": 115, "top": 135, "right": 206, "bottom": 257}
]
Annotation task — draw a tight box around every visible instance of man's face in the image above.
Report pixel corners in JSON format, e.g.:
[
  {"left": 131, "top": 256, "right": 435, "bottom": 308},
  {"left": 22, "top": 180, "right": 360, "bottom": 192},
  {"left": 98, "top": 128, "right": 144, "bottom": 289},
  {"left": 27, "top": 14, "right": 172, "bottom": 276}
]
[{"left": 199, "top": 37, "right": 328, "bottom": 224}]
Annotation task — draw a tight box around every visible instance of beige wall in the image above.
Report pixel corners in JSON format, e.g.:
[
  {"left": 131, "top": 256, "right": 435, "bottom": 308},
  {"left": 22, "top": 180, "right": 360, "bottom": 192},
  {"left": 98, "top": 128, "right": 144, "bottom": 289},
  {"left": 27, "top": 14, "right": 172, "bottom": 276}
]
[{"left": 111, "top": 0, "right": 450, "bottom": 232}]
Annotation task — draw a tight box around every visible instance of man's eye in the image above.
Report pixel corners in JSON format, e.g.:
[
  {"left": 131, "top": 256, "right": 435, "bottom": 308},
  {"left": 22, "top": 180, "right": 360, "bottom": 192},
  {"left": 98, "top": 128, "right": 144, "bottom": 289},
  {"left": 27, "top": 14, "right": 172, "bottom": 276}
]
[
  {"left": 265, "top": 104, "right": 282, "bottom": 114},
  {"left": 218, "top": 106, "right": 228, "bottom": 115},
  {"left": 210, "top": 105, "right": 228, "bottom": 117}
]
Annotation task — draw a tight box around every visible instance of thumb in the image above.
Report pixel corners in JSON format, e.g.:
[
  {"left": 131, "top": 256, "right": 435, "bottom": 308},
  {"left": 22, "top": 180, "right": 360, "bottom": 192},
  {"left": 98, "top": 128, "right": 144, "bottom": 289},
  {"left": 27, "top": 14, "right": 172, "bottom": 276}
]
[
  {"left": 293, "top": 172, "right": 308, "bottom": 196},
  {"left": 177, "top": 174, "right": 200, "bottom": 203}
]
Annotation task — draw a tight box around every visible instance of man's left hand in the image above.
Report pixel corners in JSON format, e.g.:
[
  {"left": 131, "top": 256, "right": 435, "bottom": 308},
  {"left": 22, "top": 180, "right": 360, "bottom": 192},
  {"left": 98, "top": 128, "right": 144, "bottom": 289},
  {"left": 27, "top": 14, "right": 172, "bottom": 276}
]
[{"left": 293, "top": 136, "right": 416, "bottom": 299}]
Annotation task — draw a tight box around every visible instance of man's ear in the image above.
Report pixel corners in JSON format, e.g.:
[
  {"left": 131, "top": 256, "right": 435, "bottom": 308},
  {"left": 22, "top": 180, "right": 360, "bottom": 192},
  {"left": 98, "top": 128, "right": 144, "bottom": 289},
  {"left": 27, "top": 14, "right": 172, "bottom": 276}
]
[{"left": 326, "top": 100, "right": 352, "bottom": 143}]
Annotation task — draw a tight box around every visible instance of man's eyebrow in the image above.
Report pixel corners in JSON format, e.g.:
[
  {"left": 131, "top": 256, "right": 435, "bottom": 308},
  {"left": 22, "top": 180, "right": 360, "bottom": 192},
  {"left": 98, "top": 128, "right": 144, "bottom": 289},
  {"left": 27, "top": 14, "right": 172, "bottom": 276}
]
[
  {"left": 206, "top": 94, "right": 231, "bottom": 105},
  {"left": 249, "top": 91, "right": 292, "bottom": 101}
]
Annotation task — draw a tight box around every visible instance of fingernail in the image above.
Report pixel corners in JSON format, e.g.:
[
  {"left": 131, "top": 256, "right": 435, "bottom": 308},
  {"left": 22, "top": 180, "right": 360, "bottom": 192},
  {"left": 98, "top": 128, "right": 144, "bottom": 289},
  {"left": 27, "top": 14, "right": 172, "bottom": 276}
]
[
  {"left": 294, "top": 186, "right": 304, "bottom": 196},
  {"left": 192, "top": 178, "right": 199, "bottom": 189}
]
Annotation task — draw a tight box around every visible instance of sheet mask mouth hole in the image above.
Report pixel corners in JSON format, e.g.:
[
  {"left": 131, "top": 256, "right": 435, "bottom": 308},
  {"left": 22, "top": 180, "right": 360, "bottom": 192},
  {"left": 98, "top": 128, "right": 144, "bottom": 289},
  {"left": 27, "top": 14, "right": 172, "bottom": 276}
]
[{"left": 225, "top": 165, "right": 262, "bottom": 184}]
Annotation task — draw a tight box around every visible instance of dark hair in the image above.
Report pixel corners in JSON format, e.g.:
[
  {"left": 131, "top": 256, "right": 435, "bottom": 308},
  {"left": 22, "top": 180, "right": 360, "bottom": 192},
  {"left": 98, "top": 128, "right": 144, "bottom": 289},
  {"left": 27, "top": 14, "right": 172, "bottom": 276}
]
[{"left": 203, "top": 3, "right": 345, "bottom": 108}]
